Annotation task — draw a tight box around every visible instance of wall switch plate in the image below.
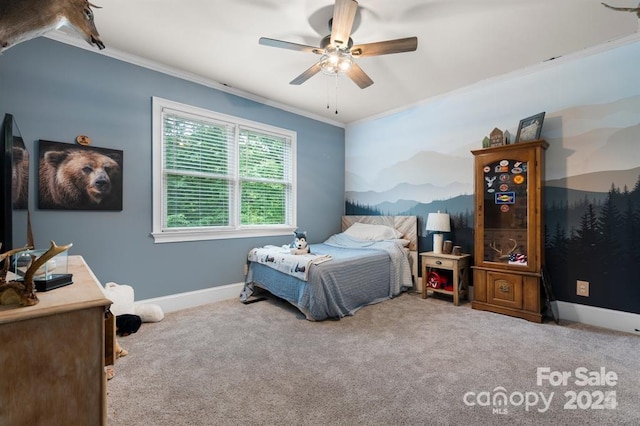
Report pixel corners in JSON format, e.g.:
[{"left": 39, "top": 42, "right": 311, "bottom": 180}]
[{"left": 577, "top": 280, "right": 589, "bottom": 297}]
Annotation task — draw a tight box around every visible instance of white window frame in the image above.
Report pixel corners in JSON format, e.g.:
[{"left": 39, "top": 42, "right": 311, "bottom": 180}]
[{"left": 151, "top": 97, "right": 297, "bottom": 243}]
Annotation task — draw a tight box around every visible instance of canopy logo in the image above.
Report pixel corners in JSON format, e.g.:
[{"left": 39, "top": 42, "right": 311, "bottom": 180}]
[{"left": 463, "top": 367, "right": 618, "bottom": 415}]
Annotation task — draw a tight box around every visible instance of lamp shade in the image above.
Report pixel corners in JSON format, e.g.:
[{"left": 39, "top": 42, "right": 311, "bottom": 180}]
[
  {"left": 426, "top": 211, "right": 451, "bottom": 254},
  {"left": 426, "top": 211, "right": 451, "bottom": 233}
]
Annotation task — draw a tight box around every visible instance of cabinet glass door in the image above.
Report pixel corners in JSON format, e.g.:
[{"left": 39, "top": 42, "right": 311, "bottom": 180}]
[{"left": 481, "top": 158, "right": 529, "bottom": 266}]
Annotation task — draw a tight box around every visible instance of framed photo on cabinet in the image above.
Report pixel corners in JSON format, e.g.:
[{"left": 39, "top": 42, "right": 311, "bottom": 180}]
[{"left": 515, "top": 112, "right": 545, "bottom": 143}]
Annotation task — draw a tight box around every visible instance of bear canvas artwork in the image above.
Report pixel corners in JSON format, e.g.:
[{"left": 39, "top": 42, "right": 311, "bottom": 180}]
[{"left": 37, "top": 140, "right": 123, "bottom": 210}]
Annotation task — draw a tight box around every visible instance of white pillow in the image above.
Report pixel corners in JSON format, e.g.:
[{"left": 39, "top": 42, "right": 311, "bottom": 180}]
[
  {"left": 392, "top": 238, "right": 411, "bottom": 247},
  {"left": 343, "top": 222, "right": 403, "bottom": 241}
]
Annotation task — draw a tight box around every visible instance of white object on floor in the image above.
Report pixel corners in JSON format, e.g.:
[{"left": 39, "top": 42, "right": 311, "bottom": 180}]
[
  {"left": 134, "top": 303, "right": 164, "bottom": 322},
  {"left": 103, "top": 282, "right": 135, "bottom": 317},
  {"left": 103, "top": 281, "right": 164, "bottom": 322}
]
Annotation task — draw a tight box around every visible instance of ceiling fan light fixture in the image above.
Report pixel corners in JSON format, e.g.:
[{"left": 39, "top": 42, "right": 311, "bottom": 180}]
[
  {"left": 338, "top": 56, "right": 352, "bottom": 72},
  {"left": 320, "top": 47, "right": 353, "bottom": 75}
]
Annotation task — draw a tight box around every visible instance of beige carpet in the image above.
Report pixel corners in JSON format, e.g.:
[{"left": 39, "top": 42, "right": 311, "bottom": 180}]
[{"left": 107, "top": 291, "right": 639, "bottom": 425}]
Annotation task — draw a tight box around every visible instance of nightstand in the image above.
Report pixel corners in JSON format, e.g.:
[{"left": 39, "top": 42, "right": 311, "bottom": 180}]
[{"left": 421, "top": 251, "right": 471, "bottom": 306}]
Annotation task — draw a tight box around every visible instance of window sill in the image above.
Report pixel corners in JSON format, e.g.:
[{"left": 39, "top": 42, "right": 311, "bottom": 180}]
[{"left": 151, "top": 226, "right": 297, "bottom": 243}]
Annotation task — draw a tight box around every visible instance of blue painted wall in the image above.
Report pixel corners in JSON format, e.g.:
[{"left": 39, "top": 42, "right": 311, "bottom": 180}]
[{"left": 0, "top": 38, "right": 345, "bottom": 299}]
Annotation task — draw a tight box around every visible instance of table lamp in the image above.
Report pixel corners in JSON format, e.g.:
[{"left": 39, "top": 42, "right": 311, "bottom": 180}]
[{"left": 426, "top": 211, "right": 451, "bottom": 254}]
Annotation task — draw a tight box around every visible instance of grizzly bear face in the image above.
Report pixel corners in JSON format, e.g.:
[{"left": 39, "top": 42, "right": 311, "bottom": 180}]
[
  {"left": 12, "top": 145, "right": 29, "bottom": 209},
  {"left": 39, "top": 145, "right": 122, "bottom": 210},
  {"left": 48, "top": 150, "right": 120, "bottom": 203}
]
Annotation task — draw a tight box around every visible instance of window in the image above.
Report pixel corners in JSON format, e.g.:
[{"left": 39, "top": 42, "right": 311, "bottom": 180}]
[{"left": 152, "top": 97, "right": 296, "bottom": 243}]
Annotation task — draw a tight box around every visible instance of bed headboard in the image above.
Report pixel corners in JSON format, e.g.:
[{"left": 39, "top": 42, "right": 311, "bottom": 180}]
[{"left": 341, "top": 215, "right": 418, "bottom": 252}]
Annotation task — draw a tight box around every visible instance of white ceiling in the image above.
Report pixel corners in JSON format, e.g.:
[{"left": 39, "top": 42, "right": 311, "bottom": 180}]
[{"left": 52, "top": 0, "right": 639, "bottom": 125}]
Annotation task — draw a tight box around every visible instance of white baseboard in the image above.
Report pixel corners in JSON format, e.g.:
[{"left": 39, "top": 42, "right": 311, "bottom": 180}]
[
  {"left": 137, "top": 283, "right": 640, "bottom": 335},
  {"left": 439, "top": 284, "right": 639, "bottom": 335},
  {"left": 136, "top": 282, "right": 244, "bottom": 314},
  {"left": 555, "top": 301, "right": 640, "bottom": 335}
]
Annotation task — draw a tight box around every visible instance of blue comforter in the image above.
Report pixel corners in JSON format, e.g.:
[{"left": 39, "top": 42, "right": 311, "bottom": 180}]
[{"left": 244, "top": 234, "right": 413, "bottom": 320}]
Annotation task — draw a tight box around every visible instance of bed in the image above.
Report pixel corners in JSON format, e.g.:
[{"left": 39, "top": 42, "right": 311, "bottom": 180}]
[{"left": 241, "top": 215, "right": 418, "bottom": 320}]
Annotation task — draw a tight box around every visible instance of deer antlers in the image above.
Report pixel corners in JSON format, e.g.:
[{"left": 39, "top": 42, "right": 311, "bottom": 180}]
[
  {"left": 0, "top": 241, "right": 72, "bottom": 307},
  {"left": 601, "top": 2, "right": 640, "bottom": 18},
  {"left": 0, "top": 245, "right": 33, "bottom": 279},
  {"left": 489, "top": 239, "right": 518, "bottom": 260}
]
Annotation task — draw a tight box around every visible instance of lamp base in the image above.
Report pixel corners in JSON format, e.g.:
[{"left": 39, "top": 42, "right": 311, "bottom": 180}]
[{"left": 433, "top": 233, "right": 444, "bottom": 254}]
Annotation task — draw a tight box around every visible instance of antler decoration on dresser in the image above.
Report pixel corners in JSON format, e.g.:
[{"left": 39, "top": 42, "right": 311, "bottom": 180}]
[
  {"left": 0, "top": 0, "right": 105, "bottom": 53},
  {"left": 489, "top": 239, "right": 519, "bottom": 261},
  {"left": 0, "top": 241, "right": 72, "bottom": 306}
]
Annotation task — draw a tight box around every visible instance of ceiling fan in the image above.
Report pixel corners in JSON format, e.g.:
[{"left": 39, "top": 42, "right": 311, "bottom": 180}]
[{"left": 259, "top": 0, "right": 418, "bottom": 89}]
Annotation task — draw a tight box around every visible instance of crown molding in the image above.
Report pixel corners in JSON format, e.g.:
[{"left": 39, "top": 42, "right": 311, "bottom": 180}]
[{"left": 44, "top": 31, "right": 345, "bottom": 128}]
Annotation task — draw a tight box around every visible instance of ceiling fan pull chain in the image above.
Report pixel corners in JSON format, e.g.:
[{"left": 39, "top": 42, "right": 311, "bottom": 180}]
[
  {"left": 335, "top": 74, "right": 339, "bottom": 115},
  {"left": 326, "top": 76, "right": 331, "bottom": 110}
]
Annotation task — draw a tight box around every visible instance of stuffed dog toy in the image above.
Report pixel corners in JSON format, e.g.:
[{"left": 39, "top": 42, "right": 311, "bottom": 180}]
[{"left": 290, "top": 230, "right": 310, "bottom": 255}]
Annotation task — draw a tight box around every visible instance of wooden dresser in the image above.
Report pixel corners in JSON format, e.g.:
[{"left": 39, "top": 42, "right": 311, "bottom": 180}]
[{"left": 0, "top": 256, "right": 112, "bottom": 425}]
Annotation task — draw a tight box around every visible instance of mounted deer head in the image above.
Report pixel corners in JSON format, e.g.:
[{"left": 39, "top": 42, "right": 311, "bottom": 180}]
[{"left": 0, "top": 0, "right": 105, "bottom": 53}]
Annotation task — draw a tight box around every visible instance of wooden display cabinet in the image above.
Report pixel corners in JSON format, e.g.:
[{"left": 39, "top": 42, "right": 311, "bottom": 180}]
[{"left": 470, "top": 140, "right": 548, "bottom": 322}]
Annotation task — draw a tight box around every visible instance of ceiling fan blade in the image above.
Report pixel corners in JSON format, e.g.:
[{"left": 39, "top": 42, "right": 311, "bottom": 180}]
[
  {"left": 259, "top": 37, "right": 322, "bottom": 54},
  {"left": 290, "top": 62, "right": 323, "bottom": 85},
  {"left": 345, "top": 63, "right": 373, "bottom": 89},
  {"left": 351, "top": 37, "right": 418, "bottom": 57},
  {"left": 330, "top": 0, "right": 358, "bottom": 48}
]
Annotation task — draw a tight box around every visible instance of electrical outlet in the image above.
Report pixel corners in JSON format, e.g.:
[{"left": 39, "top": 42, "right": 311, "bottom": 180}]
[{"left": 577, "top": 280, "right": 589, "bottom": 297}]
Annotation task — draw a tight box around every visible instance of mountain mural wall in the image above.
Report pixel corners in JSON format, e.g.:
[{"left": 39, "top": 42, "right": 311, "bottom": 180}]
[{"left": 345, "top": 39, "right": 640, "bottom": 315}]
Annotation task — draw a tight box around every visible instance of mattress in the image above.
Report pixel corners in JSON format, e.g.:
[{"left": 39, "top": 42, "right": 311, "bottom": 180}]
[{"left": 244, "top": 235, "right": 413, "bottom": 320}]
